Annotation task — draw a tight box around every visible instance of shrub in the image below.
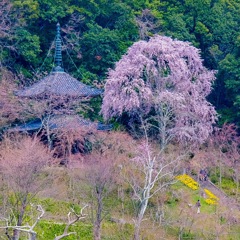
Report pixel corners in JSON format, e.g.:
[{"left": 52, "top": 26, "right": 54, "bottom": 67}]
[{"left": 176, "top": 174, "right": 199, "bottom": 190}]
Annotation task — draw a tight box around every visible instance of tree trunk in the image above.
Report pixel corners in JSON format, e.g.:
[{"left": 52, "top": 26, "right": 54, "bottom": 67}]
[
  {"left": 29, "top": 232, "right": 37, "bottom": 240},
  {"left": 133, "top": 222, "right": 141, "bottom": 240},
  {"left": 13, "top": 197, "right": 27, "bottom": 240},
  {"left": 133, "top": 199, "right": 148, "bottom": 240},
  {"left": 219, "top": 152, "right": 222, "bottom": 187},
  {"left": 133, "top": 156, "right": 153, "bottom": 240},
  {"left": 158, "top": 113, "right": 167, "bottom": 150},
  {"left": 133, "top": 214, "right": 144, "bottom": 240},
  {"left": 94, "top": 194, "right": 103, "bottom": 240},
  {"left": 94, "top": 221, "right": 101, "bottom": 240},
  {"left": 12, "top": 230, "right": 20, "bottom": 240}
]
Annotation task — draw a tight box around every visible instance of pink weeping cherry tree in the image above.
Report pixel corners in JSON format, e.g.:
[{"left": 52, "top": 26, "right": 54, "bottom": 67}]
[{"left": 101, "top": 35, "right": 217, "bottom": 147}]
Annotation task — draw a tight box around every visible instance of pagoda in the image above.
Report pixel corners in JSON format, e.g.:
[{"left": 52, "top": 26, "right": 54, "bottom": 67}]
[
  {"left": 16, "top": 23, "right": 102, "bottom": 98},
  {"left": 13, "top": 23, "right": 111, "bottom": 132}
]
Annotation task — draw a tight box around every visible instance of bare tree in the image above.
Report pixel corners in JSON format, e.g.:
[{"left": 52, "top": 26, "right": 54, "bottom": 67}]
[
  {"left": 0, "top": 204, "right": 45, "bottom": 240},
  {"left": 49, "top": 118, "right": 96, "bottom": 159},
  {"left": 0, "top": 134, "right": 52, "bottom": 240},
  {"left": 83, "top": 153, "right": 117, "bottom": 240},
  {"left": 0, "top": 69, "right": 36, "bottom": 128},
  {"left": 69, "top": 132, "right": 125, "bottom": 240},
  {"left": 0, "top": 204, "right": 88, "bottom": 240},
  {"left": 123, "top": 126, "right": 182, "bottom": 240},
  {"left": 54, "top": 204, "right": 88, "bottom": 240},
  {"left": 0, "top": 70, "right": 19, "bottom": 127},
  {"left": 209, "top": 123, "right": 240, "bottom": 188},
  {"left": 66, "top": 131, "right": 136, "bottom": 239},
  {"left": 135, "top": 9, "right": 161, "bottom": 40},
  {"left": 0, "top": 0, "right": 13, "bottom": 39}
]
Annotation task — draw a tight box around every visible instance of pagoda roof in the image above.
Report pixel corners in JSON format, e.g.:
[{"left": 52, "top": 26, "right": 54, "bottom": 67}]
[
  {"left": 16, "top": 23, "right": 102, "bottom": 98},
  {"left": 16, "top": 71, "right": 103, "bottom": 98},
  {"left": 8, "top": 115, "right": 112, "bottom": 132}
]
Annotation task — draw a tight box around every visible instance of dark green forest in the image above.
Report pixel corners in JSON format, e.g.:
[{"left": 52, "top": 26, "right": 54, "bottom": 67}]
[{"left": 1, "top": 0, "right": 240, "bottom": 125}]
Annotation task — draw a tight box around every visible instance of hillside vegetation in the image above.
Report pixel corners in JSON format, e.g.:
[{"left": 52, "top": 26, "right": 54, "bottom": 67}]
[
  {"left": 0, "top": 0, "right": 240, "bottom": 239},
  {"left": 0, "top": 0, "right": 240, "bottom": 125},
  {"left": 0, "top": 130, "right": 240, "bottom": 239}
]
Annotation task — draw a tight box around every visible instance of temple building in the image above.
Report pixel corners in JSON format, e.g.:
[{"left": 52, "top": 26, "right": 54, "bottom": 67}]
[
  {"left": 13, "top": 23, "right": 111, "bottom": 132},
  {"left": 16, "top": 23, "right": 102, "bottom": 99}
]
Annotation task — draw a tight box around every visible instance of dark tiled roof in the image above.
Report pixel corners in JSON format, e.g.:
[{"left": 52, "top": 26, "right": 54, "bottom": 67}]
[
  {"left": 16, "top": 71, "right": 102, "bottom": 98},
  {"left": 8, "top": 115, "right": 112, "bottom": 132}
]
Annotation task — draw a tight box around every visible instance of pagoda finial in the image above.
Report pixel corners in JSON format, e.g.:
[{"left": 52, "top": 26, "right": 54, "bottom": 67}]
[{"left": 54, "top": 22, "right": 64, "bottom": 72}]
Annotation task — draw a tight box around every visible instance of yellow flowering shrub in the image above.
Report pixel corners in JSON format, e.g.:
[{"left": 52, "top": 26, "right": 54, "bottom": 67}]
[
  {"left": 176, "top": 174, "right": 199, "bottom": 190},
  {"left": 204, "top": 188, "right": 219, "bottom": 205},
  {"left": 205, "top": 198, "right": 218, "bottom": 205}
]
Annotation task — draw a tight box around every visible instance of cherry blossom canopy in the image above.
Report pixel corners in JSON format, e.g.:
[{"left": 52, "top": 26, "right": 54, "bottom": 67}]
[{"left": 101, "top": 35, "right": 217, "bottom": 144}]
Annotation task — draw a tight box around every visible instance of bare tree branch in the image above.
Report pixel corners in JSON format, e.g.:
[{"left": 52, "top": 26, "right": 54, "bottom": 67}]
[
  {"left": 0, "top": 204, "right": 45, "bottom": 240},
  {"left": 54, "top": 204, "right": 88, "bottom": 240}
]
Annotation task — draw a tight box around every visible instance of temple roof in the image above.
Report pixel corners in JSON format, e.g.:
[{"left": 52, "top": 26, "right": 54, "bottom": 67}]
[
  {"left": 16, "top": 71, "right": 102, "bottom": 98},
  {"left": 9, "top": 115, "right": 112, "bottom": 132},
  {"left": 16, "top": 23, "right": 102, "bottom": 98}
]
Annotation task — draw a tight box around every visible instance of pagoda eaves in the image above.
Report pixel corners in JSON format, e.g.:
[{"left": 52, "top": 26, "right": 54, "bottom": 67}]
[
  {"left": 16, "top": 23, "right": 102, "bottom": 98},
  {"left": 16, "top": 71, "right": 102, "bottom": 98}
]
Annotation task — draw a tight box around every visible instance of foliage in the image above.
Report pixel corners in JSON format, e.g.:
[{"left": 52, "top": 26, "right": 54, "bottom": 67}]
[
  {"left": 36, "top": 221, "right": 93, "bottom": 240},
  {"left": 213, "top": 177, "right": 239, "bottom": 196},
  {"left": 204, "top": 188, "right": 219, "bottom": 205},
  {"left": 15, "top": 28, "right": 41, "bottom": 64},
  {"left": 124, "top": 0, "right": 240, "bottom": 126},
  {"left": 80, "top": 24, "right": 124, "bottom": 77},
  {"left": 176, "top": 174, "right": 199, "bottom": 190},
  {"left": 0, "top": 0, "right": 139, "bottom": 84},
  {"left": 0, "top": 0, "right": 239, "bottom": 125},
  {"left": 219, "top": 51, "right": 240, "bottom": 124},
  {"left": 0, "top": 1, "right": 240, "bottom": 237},
  {"left": 71, "top": 0, "right": 139, "bottom": 80},
  {"left": 0, "top": 0, "right": 240, "bottom": 125}
]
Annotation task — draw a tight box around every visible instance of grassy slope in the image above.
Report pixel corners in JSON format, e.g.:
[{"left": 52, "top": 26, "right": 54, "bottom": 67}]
[
  {"left": 1, "top": 176, "right": 240, "bottom": 239},
  {"left": 1, "top": 148, "right": 240, "bottom": 239},
  {"left": 35, "top": 180, "right": 240, "bottom": 239}
]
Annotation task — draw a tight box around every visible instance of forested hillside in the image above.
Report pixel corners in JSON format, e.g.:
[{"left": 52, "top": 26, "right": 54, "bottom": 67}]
[
  {"left": 0, "top": 0, "right": 240, "bottom": 126},
  {"left": 0, "top": 1, "right": 240, "bottom": 240}
]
